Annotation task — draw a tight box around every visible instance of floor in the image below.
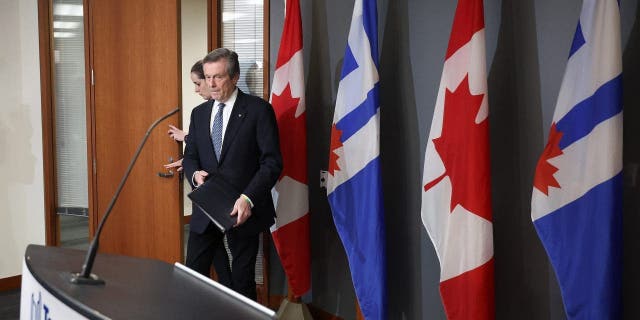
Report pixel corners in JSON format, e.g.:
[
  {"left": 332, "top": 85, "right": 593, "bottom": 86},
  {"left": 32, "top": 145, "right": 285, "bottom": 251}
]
[
  {"left": 0, "top": 290, "right": 20, "bottom": 320},
  {"left": 60, "top": 215, "right": 90, "bottom": 250}
]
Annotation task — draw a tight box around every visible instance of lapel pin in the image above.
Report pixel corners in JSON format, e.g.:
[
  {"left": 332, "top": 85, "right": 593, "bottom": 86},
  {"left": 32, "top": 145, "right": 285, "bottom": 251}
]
[{"left": 238, "top": 114, "right": 243, "bottom": 118}]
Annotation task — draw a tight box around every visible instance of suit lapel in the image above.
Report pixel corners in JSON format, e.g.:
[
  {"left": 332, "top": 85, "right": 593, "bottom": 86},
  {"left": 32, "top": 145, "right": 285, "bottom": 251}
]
[{"left": 219, "top": 90, "right": 248, "bottom": 164}]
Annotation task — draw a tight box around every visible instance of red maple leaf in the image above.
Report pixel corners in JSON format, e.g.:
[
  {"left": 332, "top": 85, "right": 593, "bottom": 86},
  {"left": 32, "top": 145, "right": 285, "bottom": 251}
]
[
  {"left": 328, "top": 124, "right": 343, "bottom": 176},
  {"left": 533, "top": 123, "right": 563, "bottom": 195},
  {"left": 271, "top": 83, "right": 307, "bottom": 183},
  {"left": 424, "top": 74, "right": 491, "bottom": 221}
]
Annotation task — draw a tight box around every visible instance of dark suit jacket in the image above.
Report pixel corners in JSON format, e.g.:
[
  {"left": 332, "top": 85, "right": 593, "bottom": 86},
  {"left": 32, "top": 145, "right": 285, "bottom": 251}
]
[{"left": 183, "top": 89, "right": 282, "bottom": 236}]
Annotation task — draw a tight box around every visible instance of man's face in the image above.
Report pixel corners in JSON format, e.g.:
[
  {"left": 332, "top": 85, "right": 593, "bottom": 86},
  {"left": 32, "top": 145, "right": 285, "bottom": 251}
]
[{"left": 203, "top": 59, "right": 239, "bottom": 102}]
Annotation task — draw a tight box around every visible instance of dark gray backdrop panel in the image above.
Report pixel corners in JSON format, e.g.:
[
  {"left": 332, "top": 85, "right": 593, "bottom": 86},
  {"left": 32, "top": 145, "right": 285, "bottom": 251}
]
[{"left": 268, "top": 1, "right": 639, "bottom": 319}]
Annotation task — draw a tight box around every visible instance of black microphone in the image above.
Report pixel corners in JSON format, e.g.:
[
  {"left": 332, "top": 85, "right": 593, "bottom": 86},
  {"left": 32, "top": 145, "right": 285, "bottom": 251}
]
[{"left": 68, "top": 107, "right": 180, "bottom": 285}]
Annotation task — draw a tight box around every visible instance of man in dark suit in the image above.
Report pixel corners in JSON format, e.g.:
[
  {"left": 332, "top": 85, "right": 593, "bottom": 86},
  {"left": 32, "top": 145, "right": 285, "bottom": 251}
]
[{"left": 183, "top": 48, "right": 282, "bottom": 300}]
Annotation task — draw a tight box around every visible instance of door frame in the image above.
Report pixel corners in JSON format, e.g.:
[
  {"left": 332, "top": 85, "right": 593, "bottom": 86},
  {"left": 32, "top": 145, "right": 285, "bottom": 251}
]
[{"left": 37, "top": 0, "right": 58, "bottom": 246}]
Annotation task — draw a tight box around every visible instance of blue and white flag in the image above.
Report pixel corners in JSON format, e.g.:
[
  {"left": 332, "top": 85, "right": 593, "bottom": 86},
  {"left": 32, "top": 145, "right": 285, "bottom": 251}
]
[
  {"left": 326, "top": 0, "right": 386, "bottom": 318},
  {"left": 531, "top": 0, "right": 622, "bottom": 318}
]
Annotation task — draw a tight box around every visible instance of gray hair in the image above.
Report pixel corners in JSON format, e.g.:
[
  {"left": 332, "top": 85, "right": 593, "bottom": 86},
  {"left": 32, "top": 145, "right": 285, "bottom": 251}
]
[{"left": 202, "top": 48, "right": 240, "bottom": 79}]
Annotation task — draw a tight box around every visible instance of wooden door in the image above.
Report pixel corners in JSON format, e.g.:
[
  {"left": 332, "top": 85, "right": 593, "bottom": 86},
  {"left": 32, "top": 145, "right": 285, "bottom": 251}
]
[{"left": 88, "top": 0, "right": 183, "bottom": 263}]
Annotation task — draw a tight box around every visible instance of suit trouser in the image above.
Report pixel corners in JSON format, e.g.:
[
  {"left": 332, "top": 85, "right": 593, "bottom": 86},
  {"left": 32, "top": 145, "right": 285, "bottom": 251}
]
[
  {"left": 185, "top": 223, "right": 232, "bottom": 288},
  {"left": 186, "top": 223, "right": 259, "bottom": 300}
]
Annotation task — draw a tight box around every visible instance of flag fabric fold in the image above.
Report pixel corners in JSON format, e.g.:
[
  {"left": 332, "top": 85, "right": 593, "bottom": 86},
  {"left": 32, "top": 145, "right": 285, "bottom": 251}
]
[
  {"left": 420, "top": 0, "right": 495, "bottom": 319},
  {"left": 531, "top": 0, "right": 623, "bottom": 318},
  {"left": 326, "top": 0, "right": 386, "bottom": 318},
  {"left": 270, "top": 0, "right": 311, "bottom": 298}
]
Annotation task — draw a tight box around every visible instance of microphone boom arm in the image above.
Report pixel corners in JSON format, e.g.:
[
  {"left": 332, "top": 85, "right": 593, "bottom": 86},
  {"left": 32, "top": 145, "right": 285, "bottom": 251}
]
[{"left": 70, "top": 107, "right": 180, "bottom": 285}]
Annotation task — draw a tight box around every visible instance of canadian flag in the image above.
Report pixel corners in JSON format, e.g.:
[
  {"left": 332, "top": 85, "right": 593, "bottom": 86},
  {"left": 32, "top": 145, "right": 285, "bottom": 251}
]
[
  {"left": 269, "top": 0, "right": 311, "bottom": 297},
  {"left": 420, "top": 0, "right": 494, "bottom": 318}
]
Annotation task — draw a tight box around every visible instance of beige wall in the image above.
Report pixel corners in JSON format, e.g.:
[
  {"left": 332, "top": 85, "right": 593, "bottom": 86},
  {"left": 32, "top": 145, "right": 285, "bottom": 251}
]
[
  {"left": 181, "top": 0, "right": 208, "bottom": 135},
  {"left": 0, "top": 0, "right": 46, "bottom": 279},
  {"left": 180, "top": 0, "right": 208, "bottom": 216}
]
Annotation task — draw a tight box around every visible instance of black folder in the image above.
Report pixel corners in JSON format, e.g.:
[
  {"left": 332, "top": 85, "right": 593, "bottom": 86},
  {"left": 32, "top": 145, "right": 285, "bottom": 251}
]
[{"left": 187, "top": 176, "right": 240, "bottom": 232}]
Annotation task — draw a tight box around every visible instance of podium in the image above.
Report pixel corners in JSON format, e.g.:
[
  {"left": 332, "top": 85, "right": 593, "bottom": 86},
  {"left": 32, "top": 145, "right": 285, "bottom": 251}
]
[{"left": 19, "top": 244, "right": 276, "bottom": 319}]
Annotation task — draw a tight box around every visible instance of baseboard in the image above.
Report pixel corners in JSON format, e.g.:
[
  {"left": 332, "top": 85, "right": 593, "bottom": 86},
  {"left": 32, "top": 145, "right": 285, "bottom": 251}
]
[
  {"left": 0, "top": 275, "right": 21, "bottom": 291},
  {"left": 269, "top": 295, "right": 343, "bottom": 320}
]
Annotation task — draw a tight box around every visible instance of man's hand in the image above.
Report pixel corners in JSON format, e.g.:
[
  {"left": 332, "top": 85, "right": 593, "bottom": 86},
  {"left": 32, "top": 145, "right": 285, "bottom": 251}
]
[
  {"left": 194, "top": 170, "right": 209, "bottom": 186},
  {"left": 168, "top": 124, "right": 187, "bottom": 142},
  {"left": 230, "top": 196, "right": 252, "bottom": 226},
  {"left": 164, "top": 158, "right": 183, "bottom": 172}
]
